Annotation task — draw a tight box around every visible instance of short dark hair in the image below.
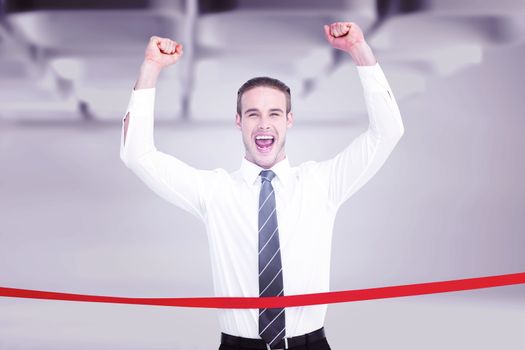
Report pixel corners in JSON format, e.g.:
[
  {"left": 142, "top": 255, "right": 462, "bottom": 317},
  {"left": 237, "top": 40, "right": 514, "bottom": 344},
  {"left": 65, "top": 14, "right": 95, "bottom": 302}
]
[{"left": 237, "top": 77, "right": 291, "bottom": 116}]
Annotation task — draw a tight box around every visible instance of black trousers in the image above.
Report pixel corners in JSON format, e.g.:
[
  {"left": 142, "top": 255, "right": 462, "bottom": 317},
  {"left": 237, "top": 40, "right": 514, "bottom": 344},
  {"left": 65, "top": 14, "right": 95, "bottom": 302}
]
[{"left": 218, "top": 337, "right": 331, "bottom": 350}]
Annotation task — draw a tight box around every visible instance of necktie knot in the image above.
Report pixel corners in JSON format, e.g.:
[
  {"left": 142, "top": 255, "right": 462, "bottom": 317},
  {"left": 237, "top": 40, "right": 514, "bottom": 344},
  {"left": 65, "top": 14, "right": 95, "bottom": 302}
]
[{"left": 260, "top": 170, "right": 276, "bottom": 183}]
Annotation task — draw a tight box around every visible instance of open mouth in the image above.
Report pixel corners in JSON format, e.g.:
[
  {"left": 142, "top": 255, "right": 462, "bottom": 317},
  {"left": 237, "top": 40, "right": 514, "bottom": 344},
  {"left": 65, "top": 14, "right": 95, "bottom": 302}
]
[{"left": 255, "top": 135, "right": 275, "bottom": 153}]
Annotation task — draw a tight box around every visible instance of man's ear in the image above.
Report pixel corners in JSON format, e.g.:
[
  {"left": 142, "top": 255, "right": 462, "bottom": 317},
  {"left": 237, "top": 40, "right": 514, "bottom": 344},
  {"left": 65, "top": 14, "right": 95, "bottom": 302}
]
[
  {"left": 235, "top": 113, "right": 242, "bottom": 129},
  {"left": 286, "top": 112, "right": 294, "bottom": 128}
]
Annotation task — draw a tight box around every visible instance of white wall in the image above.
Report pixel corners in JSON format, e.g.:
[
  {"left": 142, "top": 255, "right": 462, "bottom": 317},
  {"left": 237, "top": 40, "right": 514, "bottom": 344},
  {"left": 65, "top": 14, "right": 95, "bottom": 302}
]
[{"left": 1, "top": 39, "right": 524, "bottom": 350}]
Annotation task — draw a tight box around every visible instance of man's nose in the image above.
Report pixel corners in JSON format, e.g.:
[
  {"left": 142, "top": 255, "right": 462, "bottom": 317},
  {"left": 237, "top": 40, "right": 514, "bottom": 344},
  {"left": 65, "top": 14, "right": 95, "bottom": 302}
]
[{"left": 258, "top": 116, "right": 271, "bottom": 129}]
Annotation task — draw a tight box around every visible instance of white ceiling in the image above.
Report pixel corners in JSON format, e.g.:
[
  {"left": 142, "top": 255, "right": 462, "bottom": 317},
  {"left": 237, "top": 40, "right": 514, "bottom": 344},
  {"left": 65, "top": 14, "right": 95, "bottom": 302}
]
[{"left": 1, "top": 0, "right": 524, "bottom": 123}]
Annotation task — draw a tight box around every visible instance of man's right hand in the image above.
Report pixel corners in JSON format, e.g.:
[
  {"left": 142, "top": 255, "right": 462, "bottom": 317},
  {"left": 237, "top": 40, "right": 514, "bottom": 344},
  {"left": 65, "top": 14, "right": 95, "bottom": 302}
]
[
  {"left": 134, "top": 36, "right": 183, "bottom": 90},
  {"left": 144, "top": 36, "right": 183, "bottom": 69}
]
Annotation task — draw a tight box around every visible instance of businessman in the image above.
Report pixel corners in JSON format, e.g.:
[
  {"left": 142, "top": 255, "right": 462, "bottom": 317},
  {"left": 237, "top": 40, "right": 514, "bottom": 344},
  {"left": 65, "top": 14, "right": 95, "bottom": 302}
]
[{"left": 120, "top": 21, "right": 404, "bottom": 350}]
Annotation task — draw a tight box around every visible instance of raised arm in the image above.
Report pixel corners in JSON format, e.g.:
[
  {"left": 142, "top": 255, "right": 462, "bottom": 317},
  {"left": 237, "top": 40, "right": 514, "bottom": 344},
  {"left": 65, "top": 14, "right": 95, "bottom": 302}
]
[
  {"left": 318, "top": 22, "right": 404, "bottom": 207},
  {"left": 120, "top": 37, "right": 217, "bottom": 220},
  {"left": 123, "top": 36, "right": 183, "bottom": 143}
]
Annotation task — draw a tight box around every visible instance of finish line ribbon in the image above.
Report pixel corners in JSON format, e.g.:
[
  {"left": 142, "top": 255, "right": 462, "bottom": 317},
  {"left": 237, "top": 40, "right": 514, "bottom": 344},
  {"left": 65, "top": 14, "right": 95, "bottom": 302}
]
[{"left": 1, "top": 272, "right": 524, "bottom": 309}]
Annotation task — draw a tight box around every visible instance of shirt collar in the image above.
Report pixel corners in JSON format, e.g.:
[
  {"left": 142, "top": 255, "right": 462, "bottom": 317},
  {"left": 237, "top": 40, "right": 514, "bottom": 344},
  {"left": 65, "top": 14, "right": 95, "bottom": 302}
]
[{"left": 240, "top": 157, "right": 292, "bottom": 187}]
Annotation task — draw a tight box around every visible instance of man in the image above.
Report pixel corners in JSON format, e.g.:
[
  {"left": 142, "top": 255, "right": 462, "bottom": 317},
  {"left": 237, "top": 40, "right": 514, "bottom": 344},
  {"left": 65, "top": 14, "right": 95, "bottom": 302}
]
[{"left": 120, "top": 21, "right": 404, "bottom": 350}]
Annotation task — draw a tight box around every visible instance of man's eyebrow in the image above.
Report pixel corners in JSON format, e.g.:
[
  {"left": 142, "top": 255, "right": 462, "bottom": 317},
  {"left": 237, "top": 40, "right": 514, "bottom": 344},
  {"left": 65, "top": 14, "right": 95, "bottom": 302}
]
[
  {"left": 244, "top": 108, "right": 259, "bottom": 114},
  {"left": 243, "top": 108, "right": 285, "bottom": 115}
]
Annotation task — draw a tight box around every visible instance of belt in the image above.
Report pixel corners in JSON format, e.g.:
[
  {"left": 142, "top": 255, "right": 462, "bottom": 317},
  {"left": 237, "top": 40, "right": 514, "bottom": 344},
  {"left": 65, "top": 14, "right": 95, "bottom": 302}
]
[{"left": 220, "top": 327, "right": 326, "bottom": 349}]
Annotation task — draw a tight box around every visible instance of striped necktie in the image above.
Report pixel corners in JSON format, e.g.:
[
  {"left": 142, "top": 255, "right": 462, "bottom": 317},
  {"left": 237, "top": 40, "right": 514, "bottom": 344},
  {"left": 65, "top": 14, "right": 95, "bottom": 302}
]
[{"left": 258, "top": 170, "right": 286, "bottom": 349}]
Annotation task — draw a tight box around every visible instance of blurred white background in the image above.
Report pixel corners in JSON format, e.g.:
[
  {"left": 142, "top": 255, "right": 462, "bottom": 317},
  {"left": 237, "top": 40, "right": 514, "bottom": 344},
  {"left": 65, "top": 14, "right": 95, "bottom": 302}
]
[{"left": 1, "top": 0, "right": 524, "bottom": 349}]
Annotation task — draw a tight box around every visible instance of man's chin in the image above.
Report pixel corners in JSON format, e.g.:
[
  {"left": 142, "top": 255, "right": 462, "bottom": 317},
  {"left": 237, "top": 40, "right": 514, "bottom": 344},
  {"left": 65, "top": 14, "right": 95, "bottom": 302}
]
[
  {"left": 251, "top": 152, "right": 276, "bottom": 169},
  {"left": 254, "top": 158, "right": 275, "bottom": 169},
  {"left": 246, "top": 147, "right": 283, "bottom": 168}
]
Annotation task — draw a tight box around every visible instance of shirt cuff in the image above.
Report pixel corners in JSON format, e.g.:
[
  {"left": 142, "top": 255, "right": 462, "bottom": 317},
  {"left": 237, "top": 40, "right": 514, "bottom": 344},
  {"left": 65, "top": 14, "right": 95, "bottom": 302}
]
[
  {"left": 120, "top": 87, "right": 157, "bottom": 163},
  {"left": 124, "top": 87, "right": 156, "bottom": 120},
  {"left": 356, "top": 63, "right": 393, "bottom": 94}
]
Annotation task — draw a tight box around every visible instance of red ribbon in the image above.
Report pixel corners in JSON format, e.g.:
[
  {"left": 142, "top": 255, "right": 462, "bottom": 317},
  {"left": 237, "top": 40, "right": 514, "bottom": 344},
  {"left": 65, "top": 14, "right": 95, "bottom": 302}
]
[{"left": 1, "top": 272, "right": 524, "bottom": 309}]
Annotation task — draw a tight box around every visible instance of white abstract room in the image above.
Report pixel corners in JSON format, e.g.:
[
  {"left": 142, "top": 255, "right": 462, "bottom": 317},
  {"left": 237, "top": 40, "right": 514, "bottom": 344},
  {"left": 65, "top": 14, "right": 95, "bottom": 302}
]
[{"left": 1, "top": 0, "right": 524, "bottom": 349}]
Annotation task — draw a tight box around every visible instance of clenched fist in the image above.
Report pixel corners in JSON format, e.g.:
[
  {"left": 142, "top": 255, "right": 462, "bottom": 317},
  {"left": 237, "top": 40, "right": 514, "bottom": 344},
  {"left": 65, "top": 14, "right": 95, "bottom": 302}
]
[
  {"left": 323, "top": 22, "right": 365, "bottom": 53},
  {"left": 144, "top": 36, "right": 183, "bottom": 69},
  {"left": 323, "top": 22, "right": 376, "bottom": 66},
  {"left": 134, "top": 36, "right": 183, "bottom": 89}
]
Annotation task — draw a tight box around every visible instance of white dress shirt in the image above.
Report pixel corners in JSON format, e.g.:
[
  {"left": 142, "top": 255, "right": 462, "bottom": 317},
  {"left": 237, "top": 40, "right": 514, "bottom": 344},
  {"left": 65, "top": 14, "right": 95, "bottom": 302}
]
[{"left": 120, "top": 63, "right": 404, "bottom": 338}]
